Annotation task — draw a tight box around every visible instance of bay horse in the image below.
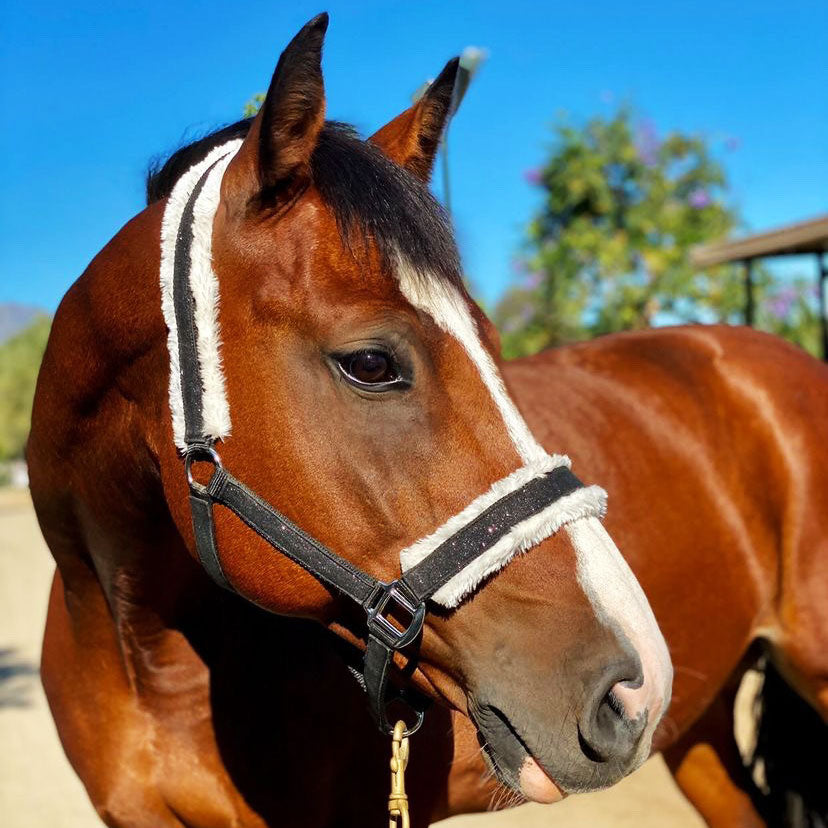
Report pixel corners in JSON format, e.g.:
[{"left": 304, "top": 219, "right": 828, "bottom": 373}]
[{"left": 27, "top": 12, "right": 825, "bottom": 828}]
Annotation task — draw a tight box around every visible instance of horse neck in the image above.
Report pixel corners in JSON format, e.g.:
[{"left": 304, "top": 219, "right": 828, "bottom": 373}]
[{"left": 30, "top": 199, "right": 213, "bottom": 656}]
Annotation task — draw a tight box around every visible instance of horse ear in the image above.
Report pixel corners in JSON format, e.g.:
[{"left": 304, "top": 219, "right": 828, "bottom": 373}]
[
  {"left": 369, "top": 57, "right": 459, "bottom": 181},
  {"left": 227, "top": 13, "right": 328, "bottom": 206}
]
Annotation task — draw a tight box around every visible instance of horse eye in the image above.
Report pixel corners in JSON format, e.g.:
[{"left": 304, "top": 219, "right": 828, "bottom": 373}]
[{"left": 336, "top": 349, "right": 404, "bottom": 390}]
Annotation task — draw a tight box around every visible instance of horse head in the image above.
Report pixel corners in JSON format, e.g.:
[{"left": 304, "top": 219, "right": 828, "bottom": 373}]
[{"left": 155, "top": 13, "right": 672, "bottom": 802}]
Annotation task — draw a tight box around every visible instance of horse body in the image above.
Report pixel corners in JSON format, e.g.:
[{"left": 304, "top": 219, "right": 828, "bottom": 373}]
[
  {"left": 517, "top": 323, "right": 828, "bottom": 740},
  {"left": 446, "top": 326, "right": 828, "bottom": 824},
  {"left": 28, "top": 15, "right": 826, "bottom": 828}
]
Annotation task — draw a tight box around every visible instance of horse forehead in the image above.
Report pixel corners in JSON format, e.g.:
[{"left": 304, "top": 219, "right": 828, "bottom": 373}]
[
  {"left": 224, "top": 196, "right": 415, "bottom": 309},
  {"left": 217, "top": 185, "right": 479, "bottom": 339}
]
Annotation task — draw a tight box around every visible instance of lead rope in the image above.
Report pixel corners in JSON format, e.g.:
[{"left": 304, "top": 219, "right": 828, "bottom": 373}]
[{"left": 389, "top": 720, "right": 411, "bottom": 828}]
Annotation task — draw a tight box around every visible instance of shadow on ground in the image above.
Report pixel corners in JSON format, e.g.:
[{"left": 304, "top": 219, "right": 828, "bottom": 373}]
[{"left": 0, "top": 647, "right": 40, "bottom": 708}]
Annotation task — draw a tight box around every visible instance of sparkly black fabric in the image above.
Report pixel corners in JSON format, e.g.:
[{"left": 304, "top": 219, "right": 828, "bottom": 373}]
[{"left": 402, "top": 467, "right": 583, "bottom": 599}]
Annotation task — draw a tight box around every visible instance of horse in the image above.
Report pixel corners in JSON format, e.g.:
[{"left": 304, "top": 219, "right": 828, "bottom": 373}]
[
  {"left": 27, "top": 12, "right": 826, "bottom": 828},
  {"left": 28, "top": 14, "right": 672, "bottom": 827}
]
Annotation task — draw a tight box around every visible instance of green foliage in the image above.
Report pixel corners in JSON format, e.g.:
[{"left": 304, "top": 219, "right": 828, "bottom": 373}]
[
  {"left": 759, "top": 278, "right": 822, "bottom": 357},
  {"left": 0, "top": 315, "right": 51, "bottom": 460},
  {"left": 242, "top": 93, "right": 265, "bottom": 118},
  {"left": 496, "top": 107, "right": 751, "bottom": 358}
]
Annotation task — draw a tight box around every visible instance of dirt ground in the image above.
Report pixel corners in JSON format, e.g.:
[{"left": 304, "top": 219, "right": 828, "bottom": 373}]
[{"left": 0, "top": 488, "right": 705, "bottom": 827}]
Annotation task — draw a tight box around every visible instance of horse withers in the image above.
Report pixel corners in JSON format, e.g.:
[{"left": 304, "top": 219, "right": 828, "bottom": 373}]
[{"left": 29, "top": 13, "right": 671, "bottom": 826}]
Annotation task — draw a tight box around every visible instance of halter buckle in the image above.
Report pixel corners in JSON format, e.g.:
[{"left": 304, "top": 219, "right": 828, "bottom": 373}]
[{"left": 364, "top": 580, "right": 425, "bottom": 650}]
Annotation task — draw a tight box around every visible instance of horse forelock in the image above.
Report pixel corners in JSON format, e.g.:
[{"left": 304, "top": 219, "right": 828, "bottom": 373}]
[{"left": 147, "top": 119, "right": 463, "bottom": 292}]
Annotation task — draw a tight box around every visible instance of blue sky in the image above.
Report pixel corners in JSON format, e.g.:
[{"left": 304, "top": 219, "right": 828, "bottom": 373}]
[{"left": 2, "top": 0, "right": 826, "bottom": 311}]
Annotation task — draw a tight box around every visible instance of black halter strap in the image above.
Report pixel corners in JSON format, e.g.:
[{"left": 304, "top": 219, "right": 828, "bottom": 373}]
[{"left": 172, "top": 159, "right": 584, "bottom": 735}]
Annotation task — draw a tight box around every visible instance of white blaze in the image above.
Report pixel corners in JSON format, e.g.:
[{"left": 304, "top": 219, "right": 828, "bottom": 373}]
[
  {"left": 396, "top": 260, "right": 547, "bottom": 465},
  {"left": 568, "top": 518, "right": 673, "bottom": 743},
  {"left": 395, "top": 257, "right": 673, "bottom": 730}
]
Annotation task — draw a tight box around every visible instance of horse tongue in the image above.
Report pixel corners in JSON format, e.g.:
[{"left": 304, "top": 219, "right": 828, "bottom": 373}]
[{"left": 519, "top": 757, "right": 565, "bottom": 803}]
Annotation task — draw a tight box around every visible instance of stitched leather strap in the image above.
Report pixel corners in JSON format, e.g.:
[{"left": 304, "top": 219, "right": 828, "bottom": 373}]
[
  {"left": 207, "top": 467, "right": 379, "bottom": 605},
  {"left": 172, "top": 162, "right": 219, "bottom": 445},
  {"left": 203, "top": 462, "right": 582, "bottom": 607},
  {"left": 363, "top": 634, "right": 427, "bottom": 734}
]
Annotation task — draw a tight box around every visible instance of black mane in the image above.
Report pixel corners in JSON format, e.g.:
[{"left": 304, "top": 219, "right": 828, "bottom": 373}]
[
  {"left": 146, "top": 119, "right": 462, "bottom": 286},
  {"left": 146, "top": 119, "right": 253, "bottom": 205}
]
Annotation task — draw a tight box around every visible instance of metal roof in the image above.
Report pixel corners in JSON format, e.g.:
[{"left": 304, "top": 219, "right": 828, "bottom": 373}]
[{"left": 691, "top": 214, "right": 828, "bottom": 267}]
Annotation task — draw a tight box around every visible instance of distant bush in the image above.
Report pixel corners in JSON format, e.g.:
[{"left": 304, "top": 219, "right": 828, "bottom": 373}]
[{"left": 0, "top": 315, "right": 51, "bottom": 461}]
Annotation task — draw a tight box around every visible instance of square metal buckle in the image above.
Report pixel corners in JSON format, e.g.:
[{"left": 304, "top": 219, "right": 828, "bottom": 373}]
[{"left": 364, "top": 580, "right": 426, "bottom": 650}]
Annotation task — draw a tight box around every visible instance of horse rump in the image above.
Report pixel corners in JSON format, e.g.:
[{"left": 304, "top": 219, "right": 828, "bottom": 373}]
[{"left": 745, "top": 655, "right": 828, "bottom": 827}]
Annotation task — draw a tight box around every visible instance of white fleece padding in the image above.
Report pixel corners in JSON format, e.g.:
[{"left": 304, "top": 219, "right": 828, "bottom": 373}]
[
  {"left": 399, "top": 454, "right": 608, "bottom": 607},
  {"left": 160, "top": 139, "right": 243, "bottom": 450}
]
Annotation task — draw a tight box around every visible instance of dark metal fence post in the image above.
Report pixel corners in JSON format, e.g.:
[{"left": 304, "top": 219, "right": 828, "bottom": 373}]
[{"left": 744, "top": 258, "right": 755, "bottom": 326}]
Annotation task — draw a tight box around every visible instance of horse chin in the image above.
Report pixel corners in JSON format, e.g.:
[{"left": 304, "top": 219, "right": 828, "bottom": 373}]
[
  {"left": 473, "top": 716, "right": 564, "bottom": 804},
  {"left": 469, "top": 701, "right": 564, "bottom": 804}
]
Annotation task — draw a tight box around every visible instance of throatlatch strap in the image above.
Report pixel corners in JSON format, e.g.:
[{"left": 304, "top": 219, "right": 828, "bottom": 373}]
[{"left": 189, "top": 488, "right": 231, "bottom": 591}]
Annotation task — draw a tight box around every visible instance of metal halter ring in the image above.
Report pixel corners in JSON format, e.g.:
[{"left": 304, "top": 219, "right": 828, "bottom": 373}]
[
  {"left": 388, "top": 704, "right": 426, "bottom": 739},
  {"left": 185, "top": 444, "right": 223, "bottom": 492}
]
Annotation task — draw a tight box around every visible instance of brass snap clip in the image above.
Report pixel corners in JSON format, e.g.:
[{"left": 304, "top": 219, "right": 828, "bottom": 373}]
[{"left": 388, "top": 720, "right": 411, "bottom": 828}]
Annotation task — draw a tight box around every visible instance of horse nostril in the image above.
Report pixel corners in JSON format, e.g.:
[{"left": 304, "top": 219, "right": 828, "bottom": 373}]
[
  {"left": 609, "top": 676, "right": 648, "bottom": 720},
  {"left": 605, "top": 687, "right": 626, "bottom": 717},
  {"left": 579, "top": 664, "right": 647, "bottom": 763}
]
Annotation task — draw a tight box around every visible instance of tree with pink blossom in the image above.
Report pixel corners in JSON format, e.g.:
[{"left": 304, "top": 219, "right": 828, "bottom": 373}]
[{"left": 495, "top": 106, "right": 752, "bottom": 357}]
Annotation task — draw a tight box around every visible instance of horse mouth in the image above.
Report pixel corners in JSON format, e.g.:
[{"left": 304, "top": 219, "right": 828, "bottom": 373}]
[{"left": 469, "top": 702, "right": 564, "bottom": 804}]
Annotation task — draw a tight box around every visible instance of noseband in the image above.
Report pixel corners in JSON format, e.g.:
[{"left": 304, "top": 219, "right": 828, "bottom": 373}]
[{"left": 161, "top": 143, "right": 605, "bottom": 735}]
